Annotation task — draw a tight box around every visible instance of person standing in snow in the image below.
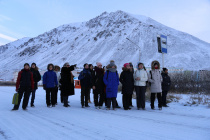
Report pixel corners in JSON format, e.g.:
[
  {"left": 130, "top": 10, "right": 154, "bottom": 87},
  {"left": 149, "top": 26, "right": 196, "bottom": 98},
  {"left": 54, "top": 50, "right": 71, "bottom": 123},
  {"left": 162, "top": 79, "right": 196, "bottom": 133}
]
[
  {"left": 29, "top": 63, "right": 41, "bottom": 107},
  {"left": 134, "top": 62, "right": 148, "bottom": 110},
  {"left": 54, "top": 65, "right": 61, "bottom": 105},
  {"left": 60, "top": 63, "right": 76, "bottom": 107},
  {"left": 103, "top": 60, "right": 119, "bottom": 110},
  {"left": 92, "top": 62, "right": 105, "bottom": 109},
  {"left": 161, "top": 68, "right": 171, "bottom": 107},
  {"left": 78, "top": 63, "right": 92, "bottom": 108},
  {"left": 148, "top": 61, "right": 162, "bottom": 110},
  {"left": 88, "top": 64, "right": 94, "bottom": 103},
  {"left": 43, "top": 64, "right": 58, "bottom": 107},
  {"left": 12, "top": 63, "right": 34, "bottom": 110},
  {"left": 120, "top": 63, "right": 134, "bottom": 110},
  {"left": 129, "top": 62, "right": 134, "bottom": 107}
]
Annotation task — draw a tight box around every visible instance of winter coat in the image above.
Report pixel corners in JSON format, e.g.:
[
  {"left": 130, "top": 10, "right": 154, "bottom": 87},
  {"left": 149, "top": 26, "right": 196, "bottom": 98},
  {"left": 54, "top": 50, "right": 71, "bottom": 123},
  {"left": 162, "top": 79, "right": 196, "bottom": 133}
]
[
  {"left": 161, "top": 72, "right": 171, "bottom": 91},
  {"left": 148, "top": 61, "right": 162, "bottom": 93},
  {"left": 134, "top": 69, "right": 148, "bottom": 86},
  {"left": 55, "top": 71, "right": 61, "bottom": 87},
  {"left": 78, "top": 68, "right": 92, "bottom": 88},
  {"left": 43, "top": 70, "right": 58, "bottom": 88},
  {"left": 120, "top": 68, "right": 134, "bottom": 94},
  {"left": 60, "top": 66, "right": 75, "bottom": 96},
  {"left": 16, "top": 69, "right": 34, "bottom": 91},
  {"left": 30, "top": 67, "right": 41, "bottom": 89},
  {"left": 92, "top": 67, "right": 105, "bottom": 94},
  {"left": 103, "top": 70, "right": 119, "bottom": 98}
]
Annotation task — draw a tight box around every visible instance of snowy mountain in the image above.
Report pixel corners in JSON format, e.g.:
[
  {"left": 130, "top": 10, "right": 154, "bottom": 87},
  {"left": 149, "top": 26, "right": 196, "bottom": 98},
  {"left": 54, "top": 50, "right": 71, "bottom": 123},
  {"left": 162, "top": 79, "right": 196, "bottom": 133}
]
[{"left": 0, "top": 10, "right": 210, "bottom": 80}]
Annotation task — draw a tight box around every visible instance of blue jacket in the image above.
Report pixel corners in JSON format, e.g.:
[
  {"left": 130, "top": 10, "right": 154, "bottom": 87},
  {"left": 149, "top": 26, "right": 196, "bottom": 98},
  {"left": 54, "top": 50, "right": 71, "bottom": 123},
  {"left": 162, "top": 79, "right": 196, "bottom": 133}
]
[
  {"left": 78, "top": 68, "right": 92, "bottom": 87},
  {"left": 103, "top": 71, "right": 119, "bottom": 98},
  {"left": 43, "top": 70, "right": 58, "bottom": 88}
]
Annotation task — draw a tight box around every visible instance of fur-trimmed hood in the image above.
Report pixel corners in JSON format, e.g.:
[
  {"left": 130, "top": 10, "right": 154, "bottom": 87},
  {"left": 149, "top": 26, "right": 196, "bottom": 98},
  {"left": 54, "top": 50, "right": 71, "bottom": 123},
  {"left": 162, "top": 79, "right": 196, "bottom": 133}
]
[
  {"left": 122, "top": 67, "right": 132, "bottom": 72},
  {"left": 151, "top": 60, "right": 160, "bottom": 70}
]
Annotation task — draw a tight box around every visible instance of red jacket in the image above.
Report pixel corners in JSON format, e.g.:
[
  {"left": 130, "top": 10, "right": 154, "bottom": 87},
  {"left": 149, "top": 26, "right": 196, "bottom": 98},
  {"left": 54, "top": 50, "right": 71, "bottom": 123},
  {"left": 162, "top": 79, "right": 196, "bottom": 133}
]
[{"left": 16, "top": 69, "right": 34, "bottom": 91}]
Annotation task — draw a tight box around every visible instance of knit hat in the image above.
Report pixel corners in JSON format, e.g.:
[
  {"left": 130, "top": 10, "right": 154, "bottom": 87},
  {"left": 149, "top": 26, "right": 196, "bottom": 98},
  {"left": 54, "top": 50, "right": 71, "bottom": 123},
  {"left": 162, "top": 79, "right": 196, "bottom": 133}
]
[
  {"left": 24, "top": 63, "right": 29, "bottom": 67},
  {"left": 109, "top": 60, "right": 116, "bottom": 67},
  {"left": 31, "top": 62, "right": 36, "bottom": 66},
  {"left": 163, "top": 68, "right": 168, "bottom": 72},
  {"left": 123, "top": 63, "right": 130, "bottom": 68},
  {"left": 96, "top": 62, "right": 102, "bottom": 67}
]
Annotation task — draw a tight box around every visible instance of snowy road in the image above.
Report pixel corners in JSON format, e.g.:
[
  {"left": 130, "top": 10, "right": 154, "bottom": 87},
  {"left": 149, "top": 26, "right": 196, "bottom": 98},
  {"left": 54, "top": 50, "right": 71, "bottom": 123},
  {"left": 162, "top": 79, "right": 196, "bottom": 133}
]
[{"left": 0, "top": 86, "right": 210, "bottom": 140}]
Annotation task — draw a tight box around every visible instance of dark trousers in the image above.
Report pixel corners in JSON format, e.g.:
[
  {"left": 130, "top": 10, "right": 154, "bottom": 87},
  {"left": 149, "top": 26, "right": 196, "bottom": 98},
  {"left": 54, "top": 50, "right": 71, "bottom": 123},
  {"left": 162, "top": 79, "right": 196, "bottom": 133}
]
[
  {"left": 162, "top": 90, "right": 168, "bottom": 106},
  {"left": 129, "top": 94, "right": 133, "bottom": 106},
  {"left": 30, "top": 89, "right": 36, "bottom": 105},
  {"left": 94, "top": 92, "right": 105, "bottom": 107},
  {"left": 60, "top": 93, "right": 63, "bottom": 103},
  {"left": 13, "top": 86, "right": 31, "bottom": 109},
  {"left": 107, "top": 97, "right": 116, "bottom": 109},
  {"left": 46, "top": 88, "right": 56, "bottom": 106},
  {"left": 150, "top": 93, "right": 162, "bottom": 108},
  {"left": 55, "top": 87, "right": 58, "bottom": 104},
  {"left": 135, "top": 86, "right": 146, "bottom": 109},
  {"left": 123, "top": 94, "right": 130, "bottom": 109},
  {"left": 81, "top": 86, "right": 90, "bottom": 106},
  {"left": 63, "top": 96, "right": 69, "bottom": 106}
]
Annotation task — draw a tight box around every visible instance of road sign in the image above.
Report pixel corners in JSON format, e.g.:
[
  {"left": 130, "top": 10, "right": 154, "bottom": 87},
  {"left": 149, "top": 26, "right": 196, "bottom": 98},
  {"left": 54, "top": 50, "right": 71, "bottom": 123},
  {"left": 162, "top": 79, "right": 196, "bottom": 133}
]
[{"left": 157, "top": 35, "right": 167, "bottom": 54}]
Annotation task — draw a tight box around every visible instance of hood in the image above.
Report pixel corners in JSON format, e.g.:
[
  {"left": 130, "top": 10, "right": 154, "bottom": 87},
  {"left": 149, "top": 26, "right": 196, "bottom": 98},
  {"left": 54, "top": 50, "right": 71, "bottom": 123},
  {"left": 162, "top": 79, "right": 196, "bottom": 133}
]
[
  {"left": 151, "top": 60, "right": 160, "bottom": 70},
  {"left": 122, "top": 67, "right": 132, "bottom": 72}
]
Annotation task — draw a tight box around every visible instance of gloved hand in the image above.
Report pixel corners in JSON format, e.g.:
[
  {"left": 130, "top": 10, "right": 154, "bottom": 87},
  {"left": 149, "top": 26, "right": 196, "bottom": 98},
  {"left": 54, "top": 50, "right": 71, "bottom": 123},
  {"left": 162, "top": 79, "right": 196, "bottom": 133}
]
[{"left": 43, "top": 84, "right": 46, "bottom": 90}]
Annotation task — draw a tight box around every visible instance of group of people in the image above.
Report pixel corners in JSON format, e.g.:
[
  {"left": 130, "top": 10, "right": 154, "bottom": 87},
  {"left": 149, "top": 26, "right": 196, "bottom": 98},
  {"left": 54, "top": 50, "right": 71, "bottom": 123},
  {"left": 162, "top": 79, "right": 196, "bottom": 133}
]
[{"left": 12, "top": 60, "right": 171, "bottom": 111}]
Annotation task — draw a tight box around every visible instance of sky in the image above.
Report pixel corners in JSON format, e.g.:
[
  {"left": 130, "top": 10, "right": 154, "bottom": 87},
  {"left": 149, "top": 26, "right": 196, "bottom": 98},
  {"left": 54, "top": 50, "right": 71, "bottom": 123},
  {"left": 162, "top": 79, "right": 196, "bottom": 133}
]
[{"left": 0, "top": 0, "right": 210, "bottom": 46}]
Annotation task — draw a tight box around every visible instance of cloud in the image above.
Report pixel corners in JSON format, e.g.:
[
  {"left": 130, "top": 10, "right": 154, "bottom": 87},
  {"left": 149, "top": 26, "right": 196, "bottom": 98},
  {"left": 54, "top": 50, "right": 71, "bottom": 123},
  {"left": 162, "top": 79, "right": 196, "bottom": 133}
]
[
  {"left": 0, "top": 33, "right": 17, "bottom": 41},
  {"left": 0, "top": 14, "right": 12, "bottom": 21}
]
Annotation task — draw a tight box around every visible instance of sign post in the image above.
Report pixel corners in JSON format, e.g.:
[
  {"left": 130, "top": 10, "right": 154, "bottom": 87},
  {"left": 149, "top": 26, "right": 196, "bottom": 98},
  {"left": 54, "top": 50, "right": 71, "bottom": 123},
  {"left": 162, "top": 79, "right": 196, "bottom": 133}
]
[{"left": 157, "top": 35, "right": 167, "bottom": 68}]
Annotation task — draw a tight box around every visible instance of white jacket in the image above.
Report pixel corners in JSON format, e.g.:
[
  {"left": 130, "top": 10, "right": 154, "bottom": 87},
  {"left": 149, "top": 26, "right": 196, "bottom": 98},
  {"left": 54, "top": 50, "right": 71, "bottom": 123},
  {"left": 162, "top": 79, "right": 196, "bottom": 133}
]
[{"left": 134, "top": 69, "right": 148, "bottom": 86}]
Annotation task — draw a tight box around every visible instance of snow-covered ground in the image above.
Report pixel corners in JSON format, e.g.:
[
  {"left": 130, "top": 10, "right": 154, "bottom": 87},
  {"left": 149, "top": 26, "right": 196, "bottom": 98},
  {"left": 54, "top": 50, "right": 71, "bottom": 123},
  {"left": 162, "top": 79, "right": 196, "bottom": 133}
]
[{"left": 0, "top": 86, "right": 210, "bottom": 140}]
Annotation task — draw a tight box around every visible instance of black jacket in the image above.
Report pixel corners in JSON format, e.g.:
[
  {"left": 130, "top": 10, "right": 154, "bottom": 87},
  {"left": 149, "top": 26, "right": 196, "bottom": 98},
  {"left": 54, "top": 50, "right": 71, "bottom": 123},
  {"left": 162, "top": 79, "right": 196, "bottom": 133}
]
[
  {"left": 120, "top": 68, "right": 134, "bottom": 94},
  {"left": 30, "top": 67, "right": 41, "bottom": 89},
  {"left": 161, "top": 72, "right": 171, "bottom": 91},
  {"left": 78, "top": 68, "right": 92, "bottom": 87},
  {"left": 60, "top": 66, "right": 75, "bottom": 96},
  {"left": 92, "top": 66, "right": 105, "bottom": 94}
]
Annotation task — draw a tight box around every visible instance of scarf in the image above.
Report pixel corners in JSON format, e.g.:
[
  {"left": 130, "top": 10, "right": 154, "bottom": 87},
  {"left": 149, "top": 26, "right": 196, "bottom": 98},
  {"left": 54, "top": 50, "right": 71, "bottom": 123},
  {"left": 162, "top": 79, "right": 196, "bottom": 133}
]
[{"left": 108, "top": 68, "right": 117, "bottom": 72}]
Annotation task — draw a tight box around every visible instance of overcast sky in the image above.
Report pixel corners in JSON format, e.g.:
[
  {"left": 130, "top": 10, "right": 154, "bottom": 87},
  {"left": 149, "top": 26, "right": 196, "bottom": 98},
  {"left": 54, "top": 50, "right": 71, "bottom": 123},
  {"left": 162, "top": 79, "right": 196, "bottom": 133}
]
[{"left": 0, "top": 0, "right": 210, "bottom": 45}]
